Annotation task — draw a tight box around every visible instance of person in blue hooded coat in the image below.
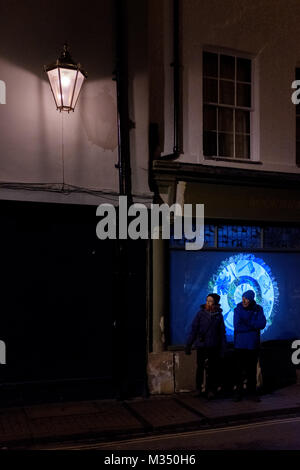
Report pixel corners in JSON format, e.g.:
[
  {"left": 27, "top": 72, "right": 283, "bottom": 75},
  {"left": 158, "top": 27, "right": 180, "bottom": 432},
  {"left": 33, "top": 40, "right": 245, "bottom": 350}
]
[
  {"left": 185, "top": 293, "right": 227, "bottom": 399},
  {"left": 233, "top": 290, "right": 266, "bottom": 402}
]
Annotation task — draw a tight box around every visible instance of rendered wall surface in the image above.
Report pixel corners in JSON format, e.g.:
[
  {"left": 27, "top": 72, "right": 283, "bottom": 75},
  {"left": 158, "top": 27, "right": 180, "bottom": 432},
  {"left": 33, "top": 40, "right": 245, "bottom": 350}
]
[{"left": 0, "top": 0, "right": 152, "bottom": 206}]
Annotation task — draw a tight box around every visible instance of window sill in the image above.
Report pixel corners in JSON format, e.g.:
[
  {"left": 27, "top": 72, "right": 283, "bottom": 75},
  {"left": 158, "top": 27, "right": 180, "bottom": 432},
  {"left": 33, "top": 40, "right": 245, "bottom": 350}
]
[{"left": 204, "top": 156, "right": 262, "bottom": 165}]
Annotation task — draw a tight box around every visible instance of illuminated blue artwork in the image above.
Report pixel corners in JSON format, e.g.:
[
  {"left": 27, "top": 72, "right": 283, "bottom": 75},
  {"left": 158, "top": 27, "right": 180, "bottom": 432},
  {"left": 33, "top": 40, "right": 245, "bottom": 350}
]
[
  {"left": 170, "top": 251, "right": 300, "bottom": 345},
  {"left": 208, "top": 253, "right": 279, "bottom": 335}
]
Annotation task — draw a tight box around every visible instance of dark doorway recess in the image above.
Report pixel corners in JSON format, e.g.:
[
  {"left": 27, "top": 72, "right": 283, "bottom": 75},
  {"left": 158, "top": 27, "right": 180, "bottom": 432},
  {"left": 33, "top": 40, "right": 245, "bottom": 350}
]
[{"left": 0, "top": 200, "right": 147, "bottom": 405}]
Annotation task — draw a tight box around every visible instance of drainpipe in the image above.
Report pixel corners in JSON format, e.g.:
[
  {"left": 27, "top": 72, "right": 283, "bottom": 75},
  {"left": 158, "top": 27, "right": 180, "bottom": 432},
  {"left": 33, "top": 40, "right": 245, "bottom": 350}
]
[
  {"left": 159, "top": 0, "right": 182, "bottom": 161},
  {"left": 148, "top": 0, "right": 181, "bottom": 196},
  {"left": 150, "top": 0, "right": 182, "bottom": 358},
  {"left": 114, "top": 0, "right": 133, "bottom": 202},
  {"left": 113, "top": 0, "right": 132, "bottom": 400}
]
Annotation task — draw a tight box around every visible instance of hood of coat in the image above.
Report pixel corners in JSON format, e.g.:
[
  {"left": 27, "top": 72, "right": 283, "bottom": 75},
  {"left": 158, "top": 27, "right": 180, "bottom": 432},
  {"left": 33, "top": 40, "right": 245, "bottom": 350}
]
[
  {"left": 237, "top": 299, "right": 257, "bottom": 309},
  {"left": 200, "top": 304, "right": 223, "bottom": 316}
]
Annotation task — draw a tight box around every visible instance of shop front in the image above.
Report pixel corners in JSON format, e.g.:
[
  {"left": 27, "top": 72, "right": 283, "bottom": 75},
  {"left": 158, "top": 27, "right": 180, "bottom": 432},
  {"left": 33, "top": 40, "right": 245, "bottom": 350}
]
[{"left": 148, "top": 161, "right": 300, "bottom": 394}]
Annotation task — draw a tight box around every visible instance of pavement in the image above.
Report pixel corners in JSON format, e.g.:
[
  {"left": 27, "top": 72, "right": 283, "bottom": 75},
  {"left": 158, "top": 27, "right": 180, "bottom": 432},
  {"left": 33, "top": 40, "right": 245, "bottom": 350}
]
[{"left": 1, "top": 383, "right": 300, "bottom": 449}]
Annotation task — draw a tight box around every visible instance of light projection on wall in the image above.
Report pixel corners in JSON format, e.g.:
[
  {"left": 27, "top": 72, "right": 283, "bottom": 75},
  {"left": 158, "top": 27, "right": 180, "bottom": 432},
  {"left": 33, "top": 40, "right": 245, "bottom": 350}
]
[{"left": 208, "top": 253, "right": 279, "bottom": 335}]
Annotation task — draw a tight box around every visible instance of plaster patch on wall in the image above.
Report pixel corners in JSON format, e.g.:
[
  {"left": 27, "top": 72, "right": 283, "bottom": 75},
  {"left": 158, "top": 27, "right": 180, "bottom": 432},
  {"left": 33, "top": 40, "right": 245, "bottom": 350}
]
[
  {"left": 147, "top": 352, "right": 174, "bottom": 394},
  {"left": 174, "top": 350, "right": 197, "bottom": 393}
]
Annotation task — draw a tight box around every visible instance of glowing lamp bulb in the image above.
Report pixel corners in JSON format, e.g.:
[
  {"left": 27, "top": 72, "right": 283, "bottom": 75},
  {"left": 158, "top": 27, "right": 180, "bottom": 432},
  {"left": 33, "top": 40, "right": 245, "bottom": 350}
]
[{"left": 61, "top": 76, "right": 71, "bottom": 87}]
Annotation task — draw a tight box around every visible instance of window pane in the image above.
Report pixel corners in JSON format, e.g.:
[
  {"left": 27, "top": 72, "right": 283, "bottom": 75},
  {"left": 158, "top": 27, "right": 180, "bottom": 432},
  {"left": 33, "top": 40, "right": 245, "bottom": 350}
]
[
  {"left": 220, "top": 80, "right": 234, "bottom": 105},
  {"left": 235, "top": 110, "right": 250, "bottom": 133},
  {"left": 204, "top": 224, "right": 216, "bottom": 248},
  {"left": 169, "top": 232, "right": 185, "bottom": 249},
  {"left": 218, "top": 133, "right": 233, "bottom": 157},
  {"left": 203, "top": 131, "right": 217, "bottom": 156},
  {"left": 237, "top": 83, "right": 251, "bottom": 107},
  {"left": 263, "top": 227, "right": 287, "bottom": 249},
  {"left": 203, "top": 52, "right": 218, "bottom": 77},
  {"left": 203, "top": 105, "right": 217, "bottom": 131},
  {"left": 218, "top": 107, "right": 233, "bottom": 132},
  {"left": 203, "top": 78, "right": 218, "bottom": 103},
  {"left": 220, "top": 55, "right": 235, "bottom": 80},
  {"left": 235, "top": 134, "right": 250, "bottom": 159},
  {"left": 170, "top": 223, "right": 217, "bottom": 249},
  {"left": 237, "top": 58, "right": 251, "bottom": 82},
  {"left": 218, "top": 225, "right": 261, "bottom": 248}
]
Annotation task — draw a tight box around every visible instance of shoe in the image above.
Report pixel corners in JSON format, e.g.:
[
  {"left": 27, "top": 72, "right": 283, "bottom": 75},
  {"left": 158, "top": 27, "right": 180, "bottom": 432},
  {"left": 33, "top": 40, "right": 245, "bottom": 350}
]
[
  {"left": 247, "top": 394, "right": 261, "bottom": 403},
  {"left": 233, "top": 392, "right": 242, "bottom": 402},
  {"left": 207, "top": 391, "right": 215, "bottom": 401}
]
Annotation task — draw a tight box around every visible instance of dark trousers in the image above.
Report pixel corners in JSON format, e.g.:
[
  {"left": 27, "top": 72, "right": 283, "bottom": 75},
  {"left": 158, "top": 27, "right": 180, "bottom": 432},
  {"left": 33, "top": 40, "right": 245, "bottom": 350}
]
[
  {"left": 196, "top": 347, "right": 221, "bottom": 393},
  {"left": 234, "top": 348, "right": 259, "bottom": 395}
]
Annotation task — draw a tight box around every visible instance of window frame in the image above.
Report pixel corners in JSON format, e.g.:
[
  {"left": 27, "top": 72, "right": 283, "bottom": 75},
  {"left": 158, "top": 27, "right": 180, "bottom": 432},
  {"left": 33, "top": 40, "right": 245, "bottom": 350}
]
[{"left": 202, "top": 47, "right": 255, "bottom": 162}]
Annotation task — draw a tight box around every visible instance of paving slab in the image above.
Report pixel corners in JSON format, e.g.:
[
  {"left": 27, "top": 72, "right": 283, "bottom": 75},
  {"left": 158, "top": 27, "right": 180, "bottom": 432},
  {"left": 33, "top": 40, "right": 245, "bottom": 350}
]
[
  {"left": 0, "top": 409, "right": 31, "bottom": 443},
  {"left": 24, "top": 401, "right": 101, "bottom": 419},
  {"left": 1, "top": 402, "right": 144, "bottom": 443},
  {"left": 127, "top": 398, "right": 202, "bottom": 429},
  {"left": 28, "top": 403, "right": 144, "bottom": 440},
  {"left": 177, "top": 384, "right": 300, "bottom": 420},
  {"left": 1, "top": 384, "right": 300, "bottom": 447}
]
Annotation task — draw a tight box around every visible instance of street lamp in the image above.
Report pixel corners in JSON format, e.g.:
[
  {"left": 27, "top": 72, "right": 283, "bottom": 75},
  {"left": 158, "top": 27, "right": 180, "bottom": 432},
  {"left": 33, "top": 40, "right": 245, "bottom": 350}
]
[{"left": 45, "top": 44, "right": 87, "bottom": 112}]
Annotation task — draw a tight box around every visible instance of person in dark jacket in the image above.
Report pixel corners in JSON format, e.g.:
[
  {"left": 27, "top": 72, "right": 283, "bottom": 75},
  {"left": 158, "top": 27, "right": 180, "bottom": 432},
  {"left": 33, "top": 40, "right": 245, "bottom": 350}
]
[
  {"left": 185, "top": 293, "right": 227, "bottom": 400},
  {"left": 233, "top": 289, "right": 266, "bottom": 402}
]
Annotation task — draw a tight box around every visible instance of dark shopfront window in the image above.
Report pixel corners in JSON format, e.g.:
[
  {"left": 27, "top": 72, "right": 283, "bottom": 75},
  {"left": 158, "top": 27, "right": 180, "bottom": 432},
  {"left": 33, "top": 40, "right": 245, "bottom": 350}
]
[{"left": 169, "top": 223, "right": 300, "bottom": 347}]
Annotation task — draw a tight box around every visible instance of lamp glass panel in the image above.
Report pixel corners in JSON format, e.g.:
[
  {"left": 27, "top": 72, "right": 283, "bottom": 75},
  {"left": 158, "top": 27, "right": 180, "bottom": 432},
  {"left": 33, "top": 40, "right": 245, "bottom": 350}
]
[
  {"left": 47, "top": 69, "right": 61, "bottom": 107},
  {"left": 59, "top": 67, "right": 78, "bottom": 108},
  {"left": 72, "top": 71, "right": 85, "bottom": 108}
]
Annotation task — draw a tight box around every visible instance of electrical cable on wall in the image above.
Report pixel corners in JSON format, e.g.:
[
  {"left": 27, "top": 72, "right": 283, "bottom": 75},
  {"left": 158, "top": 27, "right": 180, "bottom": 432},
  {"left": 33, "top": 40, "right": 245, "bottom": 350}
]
[
  {"left": 61, "top": 111, "right": 65, "bottom": 192},
  {"left": 0, "top": 181, "right": 151, "bottom": 203}
]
